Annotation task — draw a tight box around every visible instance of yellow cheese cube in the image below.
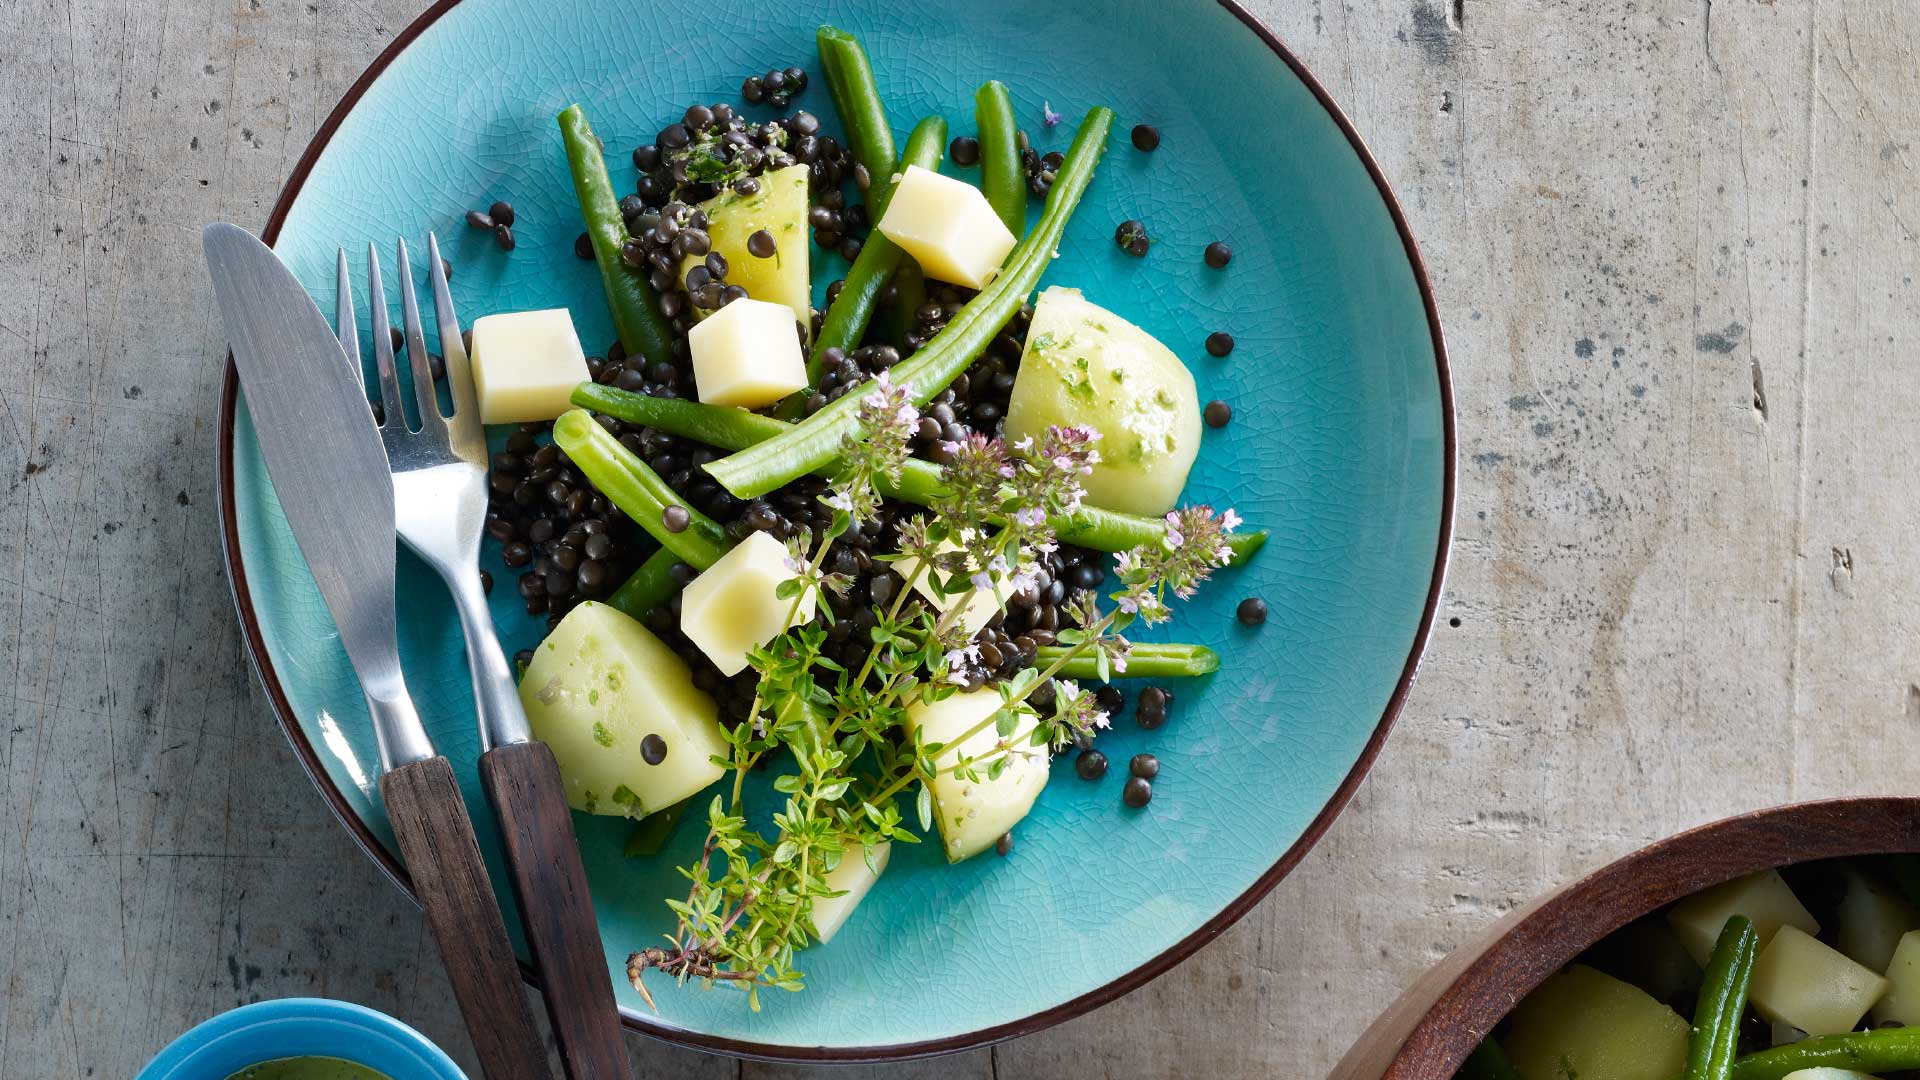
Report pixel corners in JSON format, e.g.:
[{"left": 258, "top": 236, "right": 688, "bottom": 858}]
[
  {"left": 876, "top": 165, "right": 1018, "bottom": 289},
  {"left": 810, "top": 842, "right": 890, "bottom": 944},
  {"left": 469, "top": 308, "right": 590, "bottom": 424},
  {"left": 894, "top": 538, "right": 1004, "bottom": 640},
  {"left": 1873, "top": 929, "right": 1920, "bottom": 1026},
  {"left": 679, "top": 531, "right": 815, "bottom": 676},
  {"left": 1749, "top": 925, "right": 1888, "bottom": 1036},
  {"left": 1668, "top": 869, "right": 1821, "bottom": 966},
  {"left": 905, "top": 689, "right": 1049, "bottom": 863},
  {"left": 687, "top": 297, "right": 807, "bottom": 409}
]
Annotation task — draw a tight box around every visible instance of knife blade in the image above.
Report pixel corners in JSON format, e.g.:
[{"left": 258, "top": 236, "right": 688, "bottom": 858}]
[
  {"left": 205, "top": 223, "right": 556, "bottom": 1080},
  {"left": 203, "top": 222, "right": 432, "bottom": 769}
]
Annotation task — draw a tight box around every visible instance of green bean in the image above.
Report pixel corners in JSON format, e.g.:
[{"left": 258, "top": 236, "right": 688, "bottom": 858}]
[
  {"left": 816, "top": 26, "right": 895, "bottom": 183},
  {"left": 880, "top": 256, "right": 927, "bottom": 346},
  {"left": 550, "top": 409, "right": 729, "bottom": 568},
  {"left": 1036, "top": 643, "right": 1218, "bottom": 680},
  {"left": 804, "top": 115, "right": 947, "bottom": 386},
  {"left": 974, "top": 80, "right": 1026, "bottom": 237},
  {"left": 1687, "top": 916, "right": 1757, "bottom": 1080},
  {"left": 605, "top": 546, "right": 684, "bottom": 621},
  {"left": 1458, "top": 1037, "right": 1521, "bottom": 1080},
  {"left": 571, "top": 383, "right": 1267, "bottom": 564},
  {"left": 556, "top": 104, "right": 673, "bottom": 367},
  {"left": 704, "top": 106, "right": 1115, "bottom": 500},
  {"left": 1730, "top": 1027, "right": 1920, "bottom": 1080}
]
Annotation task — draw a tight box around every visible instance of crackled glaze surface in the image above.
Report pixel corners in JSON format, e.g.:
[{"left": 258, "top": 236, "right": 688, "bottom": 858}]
[{"left": 228, "top": 0, "right": 1446, "bottom": 1055}]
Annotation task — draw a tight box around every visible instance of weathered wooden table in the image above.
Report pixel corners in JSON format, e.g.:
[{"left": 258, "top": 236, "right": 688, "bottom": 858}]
[{"left": 5, "top": 0, "right": 1911, "bottom": 1075}]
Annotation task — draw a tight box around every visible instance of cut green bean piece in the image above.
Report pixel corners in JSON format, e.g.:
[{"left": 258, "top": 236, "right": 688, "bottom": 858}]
[
  {"left": 974, "top": 80, "right": 1026, "bottom": 237},
  {"left": 557, "top": 104, "right": 673, "bottom": 366},
  {"left": 1687, "top": 916, "right": 1757, "bottom": 1080},
  {"left": 1458, "top": 1038, "right": 1521, "bottom": 1080},
  {"left": 816, "top": 26, "right": 895, "bottom": 182},
  {"left": 704, "top": 106, "right": 1115, "bottom": 500},
  {"left": 550, "top": 409, "right": 729, "bottom": 569},
  {"left": 571, "top": 383, "right": 1265, "bottom": 564},
  {"left": 623, "top": 798, "right": 690, "bottom": 857},
  {"left": 1037, "top": 642, "right": 1218, "bottom": 680},
  {"left": 1730, "top": 1027, "right": 1920, "bottom": 1080},
  {"left": 606, "top": 546, "right": 684, "bottom": 621},
  {"left": 805, "top": 115, "right": 947, "bottom": 385}
]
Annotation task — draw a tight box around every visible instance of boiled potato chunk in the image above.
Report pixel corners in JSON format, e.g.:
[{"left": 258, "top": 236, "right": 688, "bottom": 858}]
[
  {"left": 688, "top": 297, "right": 807, "bottom": 408},
  {"left": 1781, "top": 1070, "right": 1877, "bottom": 1079},
  {"left": 894, "top": 538, "right": 1002, "bottom": 640},
  {"left": 1749, "top": 925, "right": 1888, "bottom": 1036},
  {"left": 1504, "top": 964, "right": 1689, "bottom": 1080},
  {"left": 519, "top": 601, "right": 727, "bottom": 818},
  {"left": 687, "top": 163, "right": 811, "bottom": 330},
  {"left": 1004, "top": 287, "right": 1201, "bottom": 516},
  {"left": 469, "top": 308, "right": 591, "bottom": 424},
  {"left": 1668, "top": 869, "right": 1821, "bottom": 966},
  {"left": 809, "top": 842, "right": 890, "bottom": 945},
  {"left": 875, "top": 165, "right": 1017, "bottom": 289},
  {"left": 679, "top": 531, "right": 815, "bottom": 676},
  {"left": 1872, "top": 929, "right": 1920, "bottom": 1026},
  {"left": 1837, "top": 868, "right": 1918, "bottom": 972},
  {"left": 906, "top": 689, "right": 1048, "bottom": 863}
]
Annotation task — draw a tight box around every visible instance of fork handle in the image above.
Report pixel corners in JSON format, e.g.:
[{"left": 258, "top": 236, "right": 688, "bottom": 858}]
[
  {"left": 481, "top": 741, "right": 632, "bottom": 1080},
  {"left": 450, "top": 568, "right": 533, "bottom": 750},
  {"left": 379, "top": 757, "right": 555, "bottom": 1080}
]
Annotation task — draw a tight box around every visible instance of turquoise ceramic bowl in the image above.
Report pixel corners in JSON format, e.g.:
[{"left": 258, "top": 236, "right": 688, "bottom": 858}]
[
  {"left": 138, "top": 998, "right": 466, "bottom": 1080},
  {"left": 216, "top": 0, "right": 1451, "bottom": 1060}
]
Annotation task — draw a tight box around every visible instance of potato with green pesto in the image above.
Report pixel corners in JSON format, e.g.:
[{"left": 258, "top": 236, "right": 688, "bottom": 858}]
[
  {"left": 905, "top": 689, "right": 1049, "bottom": 863},
  {"left": 1004, "top": 287, "right": 1201, "bottom": 516},
  {"left": 685, "top": 162, "right": 811, "bottom": 331},
  {"left": 1502, "top": 964, "right": 1689, "bottom": 1080},
  {"left": 519, "top": 601, "right": 728, "bottom": 819}
]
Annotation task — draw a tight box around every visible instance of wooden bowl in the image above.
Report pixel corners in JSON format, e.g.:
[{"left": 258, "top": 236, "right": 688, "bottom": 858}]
[{"left": 1332, "top": 797, "right": 1920, "bottom": 1080}]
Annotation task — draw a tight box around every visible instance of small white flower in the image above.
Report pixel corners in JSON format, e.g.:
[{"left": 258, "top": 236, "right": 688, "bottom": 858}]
[
  {"left": 969, "top": 570, "right": 995, "bottom": 592},
  {"left": 1220, "top": 508, "right": 1242, "bottom": 531},
  {"left": 824, "top": 490, "right": 854, "bottom": 512},
  {"left": 1013, "top": 435, "right": 1034, "bottom": 453},
  {"left": 1014, "top": 506, "right": 1047, "bottom": 528}
]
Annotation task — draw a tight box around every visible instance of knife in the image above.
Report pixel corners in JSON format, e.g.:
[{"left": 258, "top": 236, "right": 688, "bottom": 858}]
[{"left": 204, "top": 223, "right": 555, "bottom": 1080}]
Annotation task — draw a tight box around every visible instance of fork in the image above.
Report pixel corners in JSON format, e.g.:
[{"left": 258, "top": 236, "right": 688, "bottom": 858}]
[{"left": 346, "top": 236, "right": 632, "bottom": 1080}]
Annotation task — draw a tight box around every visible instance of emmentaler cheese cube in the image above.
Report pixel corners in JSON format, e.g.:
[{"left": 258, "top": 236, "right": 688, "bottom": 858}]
[
  {"left": 688, "top": 297, "right": 807, "bottom": 409},
  {"left": 679, "top": 531, "right": 815, "bottom": 676},
  {"left": 469, "top": 308, "right": 591, "bottom": 424},
  {"left": 876, "top": 165, "right": 1018, "bottom": 289},
  {"left": 893, "top": 538, "right": 1004, "bottom": 640}
]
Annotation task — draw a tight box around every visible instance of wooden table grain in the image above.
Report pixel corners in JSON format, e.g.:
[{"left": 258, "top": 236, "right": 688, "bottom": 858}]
[{"left": 5, "top": 0, "right": 1914, "bottom": 1076}]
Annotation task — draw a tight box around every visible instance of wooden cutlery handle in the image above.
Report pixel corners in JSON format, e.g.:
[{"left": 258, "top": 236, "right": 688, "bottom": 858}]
[
  {"left": 481, "top": 740, "right": 631, "bottom": 1080},
  {"left": 380, "top": 756, "right": 554, "bottom": 1080}
]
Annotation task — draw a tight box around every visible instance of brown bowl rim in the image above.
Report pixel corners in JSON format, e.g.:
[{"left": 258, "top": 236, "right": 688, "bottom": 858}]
[
  {"left": 212, "top": 0, "right": 1457, "bottom": 1062},
  {"left": 1379, "top": 796, "right": 1920, "bottom": 1078}
]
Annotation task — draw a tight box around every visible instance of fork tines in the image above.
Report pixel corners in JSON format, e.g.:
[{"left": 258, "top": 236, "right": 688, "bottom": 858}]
[{"left": 336, "top": 235, "right": 485, "bottom": 465}]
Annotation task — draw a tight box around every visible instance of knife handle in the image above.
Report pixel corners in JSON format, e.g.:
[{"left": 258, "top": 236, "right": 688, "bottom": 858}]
[
  {"left": 379, "top": 757, "right": 555, "bottom": 1080},
  {"left": 481, "top": 741, "right": 632, "bottom": 1080}
]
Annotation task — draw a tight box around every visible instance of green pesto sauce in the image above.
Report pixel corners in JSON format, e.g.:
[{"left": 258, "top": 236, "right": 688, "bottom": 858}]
[{"left": 224, "top": 1057, "right": 393, "bottom": 1080}]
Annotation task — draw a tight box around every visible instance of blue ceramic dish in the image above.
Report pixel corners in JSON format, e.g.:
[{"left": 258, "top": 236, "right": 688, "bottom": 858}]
[
  {"left": 138, "top": 999, "right": 466, "bottom": 1080},
  {"left": 216, "top": 0, "right": 1452, "bottom": 1061}
]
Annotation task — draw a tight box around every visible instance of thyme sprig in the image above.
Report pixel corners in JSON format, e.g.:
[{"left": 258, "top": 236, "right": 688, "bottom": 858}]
[{"left": 628, "top": 372, "right": 1238, "bottom": 1007}]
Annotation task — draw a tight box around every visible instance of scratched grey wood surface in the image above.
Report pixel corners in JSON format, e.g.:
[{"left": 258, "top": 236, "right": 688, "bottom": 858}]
[{"left": 4, "top": 0, "right": 1913, "bottom": 1076}]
